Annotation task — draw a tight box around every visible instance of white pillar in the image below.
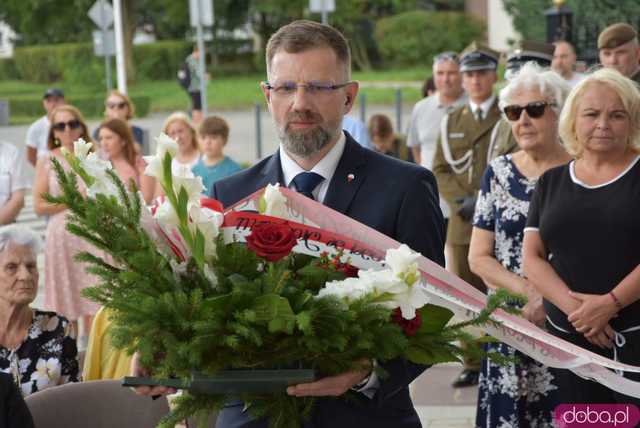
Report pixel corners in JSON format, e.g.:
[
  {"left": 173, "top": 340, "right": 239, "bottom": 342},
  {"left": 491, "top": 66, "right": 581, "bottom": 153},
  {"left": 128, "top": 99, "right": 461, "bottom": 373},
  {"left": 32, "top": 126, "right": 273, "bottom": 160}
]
[{"left": 113, "top": 0, "right": 127, "bottom": 93}]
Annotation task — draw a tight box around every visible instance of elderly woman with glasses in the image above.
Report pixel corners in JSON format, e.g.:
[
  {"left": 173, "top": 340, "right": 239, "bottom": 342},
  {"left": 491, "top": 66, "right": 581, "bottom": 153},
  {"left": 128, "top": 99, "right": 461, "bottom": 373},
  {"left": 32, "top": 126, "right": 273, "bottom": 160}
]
[
  {"left": 469, "top": 62, "right": 571, "bottom": 427},
  {"left": 33, "top": 105, "right": 103, "bottom": 341},
  {"left": 0, "top": 225, "right": 79, "bottom": 396},
  {"left": 523, "top": 68, "right": 640, "bottom": 406}
]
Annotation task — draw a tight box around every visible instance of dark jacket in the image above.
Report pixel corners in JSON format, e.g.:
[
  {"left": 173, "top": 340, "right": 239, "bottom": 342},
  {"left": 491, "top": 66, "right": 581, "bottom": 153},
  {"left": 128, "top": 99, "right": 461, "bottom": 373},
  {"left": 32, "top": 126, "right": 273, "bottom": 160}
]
[{"left": 0, "top": 373, "right": 34, "bottom": 428}]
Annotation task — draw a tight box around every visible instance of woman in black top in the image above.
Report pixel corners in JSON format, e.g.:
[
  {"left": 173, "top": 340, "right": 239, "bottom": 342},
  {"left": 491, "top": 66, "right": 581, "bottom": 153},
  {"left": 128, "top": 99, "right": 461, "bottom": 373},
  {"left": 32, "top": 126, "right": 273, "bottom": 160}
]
[{"left": 523, "top": 68, "right": 640, "bottom": 405}]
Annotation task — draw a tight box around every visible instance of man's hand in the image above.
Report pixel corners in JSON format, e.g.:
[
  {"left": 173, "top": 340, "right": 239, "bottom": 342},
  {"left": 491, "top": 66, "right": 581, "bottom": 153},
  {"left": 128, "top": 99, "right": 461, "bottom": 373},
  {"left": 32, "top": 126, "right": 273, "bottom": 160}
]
[
  {"left": 455, "top": 196, "right": 477, "bottom": 222},
  {"left": 129, "top": 352, "right": 177, "bottom": 396},
  {"left": 567, "top": 291, "right": 618, "bottom": 338},
  {"left": 286, "top": 360, "right": 371, "bottom": 397}
]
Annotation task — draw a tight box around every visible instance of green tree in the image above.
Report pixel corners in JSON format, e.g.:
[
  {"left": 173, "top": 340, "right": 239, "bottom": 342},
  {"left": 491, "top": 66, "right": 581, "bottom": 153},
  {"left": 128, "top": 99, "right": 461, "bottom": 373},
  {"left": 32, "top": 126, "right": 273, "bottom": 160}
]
[
  {"left": 0, "top": 0, "right": 95, "bottom": 45},
  {"left": 502, "top": 0, "right": 640, "bottom": 51}
]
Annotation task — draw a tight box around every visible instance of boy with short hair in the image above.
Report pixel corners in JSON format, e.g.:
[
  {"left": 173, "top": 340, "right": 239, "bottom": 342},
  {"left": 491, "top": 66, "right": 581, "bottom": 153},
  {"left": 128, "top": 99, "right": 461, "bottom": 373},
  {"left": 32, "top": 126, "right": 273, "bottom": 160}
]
[{"left": 192, "top": 116, "right": 242, "bottom": 195}]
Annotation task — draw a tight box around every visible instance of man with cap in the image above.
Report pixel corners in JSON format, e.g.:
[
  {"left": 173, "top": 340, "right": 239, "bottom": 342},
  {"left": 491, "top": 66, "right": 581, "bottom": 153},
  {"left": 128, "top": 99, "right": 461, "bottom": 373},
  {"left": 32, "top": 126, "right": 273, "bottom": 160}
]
[
  {"left": 432, "top": 41, "right": 500, "bottom": 388},
  {"left": 25, "top": 88, "right": 65, "bottom": 166},
  {"left": 598, "top": 22, "right": 640, "bottom": 84},
  {"left": 552, "top": 40, "right": 585, "bottom": 88},
  {"left": 487, "top": 40, "right": 555, "bottom": 161},
  {"left": 406, "top": 51, "right": 467, "bottom": 233}
]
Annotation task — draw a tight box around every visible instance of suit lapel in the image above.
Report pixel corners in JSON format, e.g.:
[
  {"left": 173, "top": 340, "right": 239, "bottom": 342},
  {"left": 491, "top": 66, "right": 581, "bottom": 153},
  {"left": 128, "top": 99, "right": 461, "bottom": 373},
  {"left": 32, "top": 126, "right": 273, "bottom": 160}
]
[
  {"left": 258, "top": 151, "right": 285, "bottom": 188},
  {"left": 323, "top": 135, "right": 367, "bottom": 215}
]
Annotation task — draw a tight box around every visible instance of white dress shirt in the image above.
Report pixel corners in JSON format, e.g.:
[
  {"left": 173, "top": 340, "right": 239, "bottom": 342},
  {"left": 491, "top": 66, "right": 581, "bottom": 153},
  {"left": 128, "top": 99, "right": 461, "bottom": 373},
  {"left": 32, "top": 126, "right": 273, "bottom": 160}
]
[
  {"left": 0, "top": 142, "right": 31, "bottom": 208},
  {"left": 25, "top": 115, "right": 50, "bottom": 158},
  {"left": 279, "top": 132, "right": 346, "bottom": 203}
]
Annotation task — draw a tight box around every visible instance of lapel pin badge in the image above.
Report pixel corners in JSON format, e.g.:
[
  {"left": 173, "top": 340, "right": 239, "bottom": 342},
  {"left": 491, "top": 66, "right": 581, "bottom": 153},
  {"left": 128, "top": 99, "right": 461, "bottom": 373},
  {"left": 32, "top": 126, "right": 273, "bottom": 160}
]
[{"left": 347, "top": 173, "right": 355, "bottom": 183}]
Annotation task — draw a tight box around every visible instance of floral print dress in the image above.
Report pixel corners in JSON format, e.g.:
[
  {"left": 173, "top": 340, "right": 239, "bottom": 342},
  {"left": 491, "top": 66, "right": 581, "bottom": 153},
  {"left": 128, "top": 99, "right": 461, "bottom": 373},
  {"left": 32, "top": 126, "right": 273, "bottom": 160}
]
[
  {"left": 0, "top": 310, "right": 79, "bottom": 396},
  {"left": 473, "top": 155, "right": 559, "bottom": 428}
]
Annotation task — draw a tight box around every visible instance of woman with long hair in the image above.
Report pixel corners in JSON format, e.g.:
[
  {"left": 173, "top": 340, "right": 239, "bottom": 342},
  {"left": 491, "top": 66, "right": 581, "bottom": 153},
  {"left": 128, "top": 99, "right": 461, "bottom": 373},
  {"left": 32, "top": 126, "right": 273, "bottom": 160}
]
[{"left": 97, "top": 118, "right": 155, "bottom": 204}]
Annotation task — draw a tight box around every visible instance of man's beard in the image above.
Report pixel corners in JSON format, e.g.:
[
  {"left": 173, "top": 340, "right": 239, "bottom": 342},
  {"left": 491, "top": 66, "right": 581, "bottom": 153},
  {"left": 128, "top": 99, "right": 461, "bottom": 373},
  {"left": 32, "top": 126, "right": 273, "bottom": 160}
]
[{"left": 277, "top": 111, "right": 335, "bottom": 157}]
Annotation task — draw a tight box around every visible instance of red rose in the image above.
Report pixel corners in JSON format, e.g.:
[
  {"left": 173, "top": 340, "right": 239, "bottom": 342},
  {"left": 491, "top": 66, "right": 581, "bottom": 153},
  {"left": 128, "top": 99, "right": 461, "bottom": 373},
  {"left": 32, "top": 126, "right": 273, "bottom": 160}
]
[
  {"left": 246, "top": 223, "right": 297, "bottom": 262},
  {"left": 392, "top": 308, "right": 422, "bottom": 336},
  {"left": 336, "top": 263, "right": 359, "bottom": 278}
]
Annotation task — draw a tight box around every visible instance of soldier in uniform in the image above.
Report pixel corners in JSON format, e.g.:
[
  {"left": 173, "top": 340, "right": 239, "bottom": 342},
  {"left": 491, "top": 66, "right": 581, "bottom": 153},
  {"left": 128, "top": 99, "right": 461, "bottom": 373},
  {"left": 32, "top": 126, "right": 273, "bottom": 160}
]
[
  {"left": 598, "top": 23, "right": 640, "bottom": 84},
  {"left": 487, "top": 41, "right": 556, "bottom": 161},
  {"left": 432, "top": 42, "right": 500, "bottom": 388}
]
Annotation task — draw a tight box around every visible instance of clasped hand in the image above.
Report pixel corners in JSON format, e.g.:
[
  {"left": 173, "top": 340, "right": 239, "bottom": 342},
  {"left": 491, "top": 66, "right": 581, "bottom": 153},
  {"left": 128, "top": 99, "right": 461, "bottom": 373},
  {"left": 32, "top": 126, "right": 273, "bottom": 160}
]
[{"left": 567, "top": 291, "right": 618, "bottom": 348}]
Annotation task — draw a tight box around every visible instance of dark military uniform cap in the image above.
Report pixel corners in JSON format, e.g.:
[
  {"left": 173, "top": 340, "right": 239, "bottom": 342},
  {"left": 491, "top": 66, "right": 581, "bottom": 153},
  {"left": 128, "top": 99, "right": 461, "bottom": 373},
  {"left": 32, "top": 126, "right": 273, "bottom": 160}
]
[
  {"left": 506, "top": 40, "right": 555, "bottom": 71},
  {"left": 598, "top": 23, "right": 637, "bottom": 49},
  {"left": 459, "top": 41, "right": 499, "bottom": 73}
]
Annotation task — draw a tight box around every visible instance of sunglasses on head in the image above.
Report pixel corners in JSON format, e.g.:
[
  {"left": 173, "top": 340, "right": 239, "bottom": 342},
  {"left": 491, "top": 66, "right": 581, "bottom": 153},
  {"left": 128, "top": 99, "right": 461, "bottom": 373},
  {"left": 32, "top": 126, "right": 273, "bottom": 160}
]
[
  {"left": 433, "top": 51, "right": 459, "bottom": 64},
  {"left": 52, "top": 119, "right": 81, "bottom": 132},
  {"left": 106, "top": 101, "right": 127, "bottom": 109},
  {"left": 503, "top": 101, "right": 555, "bottom": 121}
]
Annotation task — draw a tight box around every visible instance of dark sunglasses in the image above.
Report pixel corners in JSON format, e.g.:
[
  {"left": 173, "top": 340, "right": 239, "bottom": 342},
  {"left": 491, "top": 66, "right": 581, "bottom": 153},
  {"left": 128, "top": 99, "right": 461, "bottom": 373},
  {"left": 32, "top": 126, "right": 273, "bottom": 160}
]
[
  {"left": 52, "top": 119, "right": 81, "bottom": 132},
  {"left": 106, "top": 101, "right": 127, "bottom": 109},
  {"left": 503, "top": 101, "right": 556, "bottom": 121}
]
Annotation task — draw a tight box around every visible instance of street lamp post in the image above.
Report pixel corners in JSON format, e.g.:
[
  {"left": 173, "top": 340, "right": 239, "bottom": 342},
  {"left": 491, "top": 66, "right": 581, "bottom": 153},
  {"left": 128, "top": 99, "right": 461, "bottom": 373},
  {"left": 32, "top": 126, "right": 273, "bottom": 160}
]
[{"left": 545, "top": 0, "right": 573, "bottom": 44}]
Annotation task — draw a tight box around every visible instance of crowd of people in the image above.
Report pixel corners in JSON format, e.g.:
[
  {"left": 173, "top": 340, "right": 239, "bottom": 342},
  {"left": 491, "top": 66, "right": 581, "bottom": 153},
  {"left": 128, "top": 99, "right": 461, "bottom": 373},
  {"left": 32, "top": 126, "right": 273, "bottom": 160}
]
[{"left": 1, "top": 17, "right": 639, "bottom": 428}]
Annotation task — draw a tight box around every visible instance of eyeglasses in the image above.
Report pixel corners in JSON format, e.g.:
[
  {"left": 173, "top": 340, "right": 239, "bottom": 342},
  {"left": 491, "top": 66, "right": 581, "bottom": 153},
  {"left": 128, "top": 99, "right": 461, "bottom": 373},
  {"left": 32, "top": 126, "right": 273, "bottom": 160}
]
[
  {"left": 106, "top": 101, "right": 128, "bottom": 109},
  {"left": 433, "top": 51, "right": 459, "bottom": 64},
  {"left": 263, "top": 81, "right": 352, "bottom": 97},
  {"left": 52, "top": 119, "right": 81, "bottom": 132},
  {"left": 503, "top": 101, "right": 556, "bottom": 121}
]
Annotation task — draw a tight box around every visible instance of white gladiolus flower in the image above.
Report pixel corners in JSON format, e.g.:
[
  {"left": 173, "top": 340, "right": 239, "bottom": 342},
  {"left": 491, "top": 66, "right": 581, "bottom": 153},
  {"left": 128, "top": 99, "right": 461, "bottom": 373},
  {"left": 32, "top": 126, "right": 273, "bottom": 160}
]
[
  {"left": 143, "top": 155, "right": 163, "bottom": 179},
  {"left": 262, "top": 183, "right": 289, "bottom": 219},
  {"left": 173, "top": 174, "right": 205, "bottom": 203},
  {"left": 317, "top": 245, "right": 429, "bottom": 320},
  {"left": 73, "top": 138, "right": 93, "bottom": 160},
  {"left": 385, "top": 244, "right": 420, "bottom": 278},
  {"left": 87, "top": 178, "right": 120, "bottom": 199},
  {"left": 81, "top": 152, "right": 112, "bottom": 178},
  {"left": 394, "top": 282, "right": 430, "bottom": 320},
  {"left": 189, "top": 204, "right": 223, "bottom": 258},
  {"left": 155, "top": 133, "right": 179, "bottom": 158},
  {"left": 154, "top": 200, "right": 180, "bottom": 227}
]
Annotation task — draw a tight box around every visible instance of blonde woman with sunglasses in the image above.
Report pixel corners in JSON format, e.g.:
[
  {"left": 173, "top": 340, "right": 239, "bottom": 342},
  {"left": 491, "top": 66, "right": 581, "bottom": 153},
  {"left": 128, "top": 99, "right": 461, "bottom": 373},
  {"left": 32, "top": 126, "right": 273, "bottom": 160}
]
[{"left": 468, "top": 62, "right": 571, "bottom": 428}]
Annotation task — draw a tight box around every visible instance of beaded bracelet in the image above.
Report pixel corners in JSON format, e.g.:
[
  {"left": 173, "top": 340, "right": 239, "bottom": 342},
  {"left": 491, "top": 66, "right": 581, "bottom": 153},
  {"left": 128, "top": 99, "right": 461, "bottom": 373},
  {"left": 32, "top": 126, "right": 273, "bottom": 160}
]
[{"left": 609, "top": 290, "right": 623, "bottom": 309}]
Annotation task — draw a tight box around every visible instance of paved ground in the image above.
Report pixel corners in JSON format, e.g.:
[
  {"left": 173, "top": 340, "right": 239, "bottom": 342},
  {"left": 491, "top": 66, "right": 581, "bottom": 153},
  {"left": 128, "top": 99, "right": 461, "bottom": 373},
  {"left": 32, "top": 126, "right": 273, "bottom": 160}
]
[{"left": 7, "top": 106, "right": 479, "bottom": 427}]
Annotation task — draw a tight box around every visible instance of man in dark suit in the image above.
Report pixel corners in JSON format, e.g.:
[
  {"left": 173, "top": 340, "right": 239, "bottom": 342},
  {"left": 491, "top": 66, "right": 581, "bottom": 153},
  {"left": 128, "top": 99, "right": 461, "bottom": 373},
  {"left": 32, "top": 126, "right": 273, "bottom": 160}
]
[
  {"left": 135, "top": 20, "right": 444, "bottom": 427},
  {"left": 0, "top": 372, "right": 34, "bottom": 428},
  {"left": 211, "top": 20, "right": 445, "bottom": 428}
]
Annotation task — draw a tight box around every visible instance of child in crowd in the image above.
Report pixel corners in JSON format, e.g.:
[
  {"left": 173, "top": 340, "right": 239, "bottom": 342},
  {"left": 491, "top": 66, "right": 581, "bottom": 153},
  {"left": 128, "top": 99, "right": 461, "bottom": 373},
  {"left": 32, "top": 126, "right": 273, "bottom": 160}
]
[{"left": 191, "top": 116, "right": 242, "bottom": 195}]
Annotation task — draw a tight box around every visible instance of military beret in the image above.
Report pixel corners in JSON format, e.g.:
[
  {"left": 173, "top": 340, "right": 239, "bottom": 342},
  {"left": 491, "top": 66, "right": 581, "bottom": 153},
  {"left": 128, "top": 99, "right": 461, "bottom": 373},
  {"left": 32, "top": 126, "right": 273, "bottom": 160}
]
[
  {"left": 459, "top": 41, "right": 500, "bottom": 73},
  {"left": 598, "top": 23, "right": 637, "bottom": 49},
  {"left": 506, "top": 40, "right": 555, "bottom": 70}
]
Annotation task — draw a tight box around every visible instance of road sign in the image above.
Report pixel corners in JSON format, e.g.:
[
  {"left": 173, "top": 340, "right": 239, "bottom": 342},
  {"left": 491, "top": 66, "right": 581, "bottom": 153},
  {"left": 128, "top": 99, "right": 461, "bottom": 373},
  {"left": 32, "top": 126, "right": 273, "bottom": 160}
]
[
  {"left": 189, "top": 0, "right": 214, "bottom": 27},
  {"left": 309, "top": 0, "right": 335, "bottom": 13},
  {"left": 88, "top": 0, "right": 114, "bottom": 30},
  {"left": 92, "top": 30, "right": 116, "bottom": 56}
]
